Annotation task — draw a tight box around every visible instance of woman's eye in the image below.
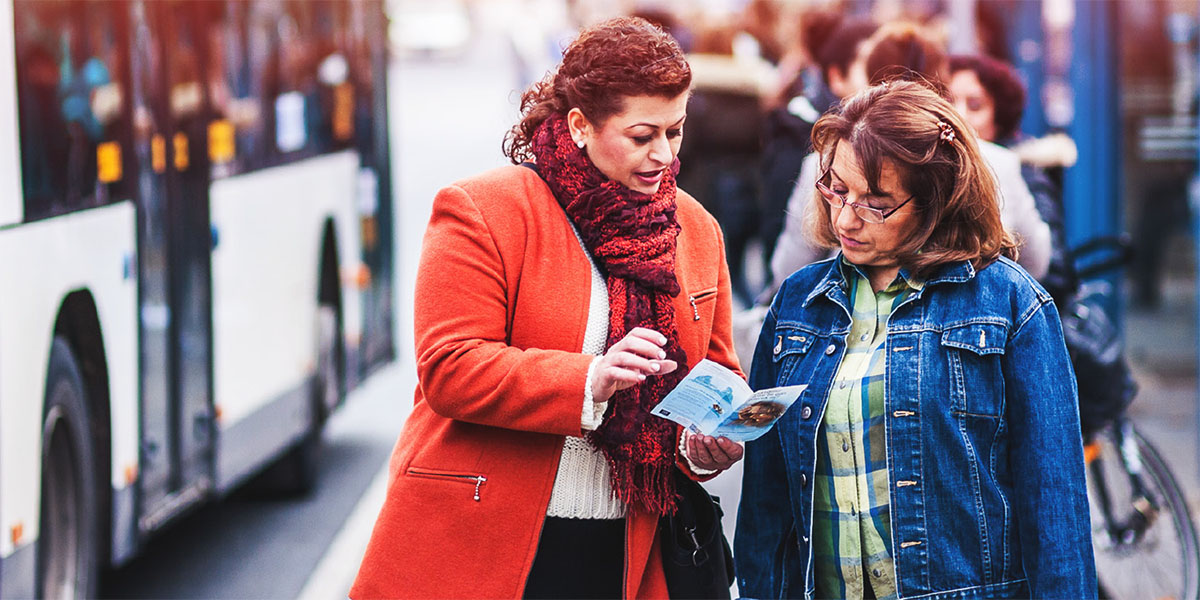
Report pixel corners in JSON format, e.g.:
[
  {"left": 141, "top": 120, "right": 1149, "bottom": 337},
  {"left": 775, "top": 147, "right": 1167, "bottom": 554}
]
[
  {"left": 632, "top": 135, "right": 653, "bottom": 144},
  {"left": 666, "top": 128, "right": 682, "bottom": 139}
]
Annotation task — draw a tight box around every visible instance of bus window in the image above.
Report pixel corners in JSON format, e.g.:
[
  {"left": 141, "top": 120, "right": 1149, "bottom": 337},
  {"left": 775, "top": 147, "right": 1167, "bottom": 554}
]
[{"left": 14, "top": 0, "right": 129, "bottom": 220}]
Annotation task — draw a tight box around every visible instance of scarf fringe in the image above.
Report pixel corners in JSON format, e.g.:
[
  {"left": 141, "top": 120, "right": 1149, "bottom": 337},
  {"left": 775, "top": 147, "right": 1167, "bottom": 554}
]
[{"left": 610, "top": 458, "right": 679, "bottom": 516}]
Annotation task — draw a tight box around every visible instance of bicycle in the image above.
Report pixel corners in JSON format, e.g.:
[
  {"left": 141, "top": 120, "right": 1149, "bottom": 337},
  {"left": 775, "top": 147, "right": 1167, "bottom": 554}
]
[
  {"left": 1086, "top": 416, "right": 1200, "bottom": 599},
  {"left": 1066, "top": 236, "right": 1200, "bottom": 599}
]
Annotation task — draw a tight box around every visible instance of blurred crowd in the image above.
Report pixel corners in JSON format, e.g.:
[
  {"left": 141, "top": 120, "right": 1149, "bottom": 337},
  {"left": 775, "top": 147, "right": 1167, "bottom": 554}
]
[{"left": 507, "top": 0, "right": 1081, "bottom": 315}]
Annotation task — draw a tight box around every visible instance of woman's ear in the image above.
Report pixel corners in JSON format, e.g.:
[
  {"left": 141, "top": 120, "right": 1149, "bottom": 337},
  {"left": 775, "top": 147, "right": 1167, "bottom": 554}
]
[{"left": 566, "top": 107, "right": 591, "bottom": 148}]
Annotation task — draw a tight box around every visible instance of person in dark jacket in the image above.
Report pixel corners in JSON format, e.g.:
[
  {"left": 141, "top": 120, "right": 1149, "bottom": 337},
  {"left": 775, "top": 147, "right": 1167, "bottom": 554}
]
[{"left": 759, "top": 16, "right": 878, "bottom": 292}]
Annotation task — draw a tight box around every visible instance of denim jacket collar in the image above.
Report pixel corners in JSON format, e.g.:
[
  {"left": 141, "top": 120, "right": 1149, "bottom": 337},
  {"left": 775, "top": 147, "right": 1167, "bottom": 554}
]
[{"left": 802, "top": 254, "right": 977, "bottom": 309}]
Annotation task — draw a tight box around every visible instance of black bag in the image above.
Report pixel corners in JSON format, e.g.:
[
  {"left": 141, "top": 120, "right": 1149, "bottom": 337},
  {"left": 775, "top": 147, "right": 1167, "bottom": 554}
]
[
  {"left": 660, "top": 471, "right": 735, "bottom": 599},
  {"left": 1060, "top": 283, "right": 1138, "bottom": 437}
]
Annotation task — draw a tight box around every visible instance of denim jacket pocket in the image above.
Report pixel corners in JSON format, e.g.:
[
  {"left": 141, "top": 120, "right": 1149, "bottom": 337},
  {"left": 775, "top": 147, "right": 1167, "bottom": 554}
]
[
  {"left": 772, "top": 327, "right": 816, "bottom": 385},
  {"left": 940, "top": 322, "right": 1009, "bottom": 417},
  {"left": 940, "top": 321, "right": 1008, "bottom": 356}
]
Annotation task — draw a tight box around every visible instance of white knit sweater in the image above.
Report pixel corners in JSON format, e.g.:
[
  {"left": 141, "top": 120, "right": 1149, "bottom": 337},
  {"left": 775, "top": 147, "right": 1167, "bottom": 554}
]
[{"left": 545, "top": 228, "right": 626, "bottom": 520}]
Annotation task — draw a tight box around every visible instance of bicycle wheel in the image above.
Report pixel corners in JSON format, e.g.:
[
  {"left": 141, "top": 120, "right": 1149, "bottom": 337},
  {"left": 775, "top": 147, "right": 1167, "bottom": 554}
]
[{"left": 1088, "top": 424, "right": 1200, "bottom": 600}]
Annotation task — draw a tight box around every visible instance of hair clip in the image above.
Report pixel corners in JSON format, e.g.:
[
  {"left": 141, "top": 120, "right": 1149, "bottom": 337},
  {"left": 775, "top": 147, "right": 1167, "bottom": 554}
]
[{"left": 936, "top": 120, "right": 956, "bottom": 144}]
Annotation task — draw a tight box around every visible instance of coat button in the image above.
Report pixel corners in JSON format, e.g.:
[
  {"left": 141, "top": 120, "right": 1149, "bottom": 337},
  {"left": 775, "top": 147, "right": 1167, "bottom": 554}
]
[
  {"left": 774, "top": 335, "right": 782, "bottom": 355},
  {"left": 799, "top": 473, "right": 808, "bottom": 487},
  {"left": 824, "top": 344, "right": 836, "bottom": 355},
  {"left": 801, "top": 406, "right": 812, "bottom": 419}
]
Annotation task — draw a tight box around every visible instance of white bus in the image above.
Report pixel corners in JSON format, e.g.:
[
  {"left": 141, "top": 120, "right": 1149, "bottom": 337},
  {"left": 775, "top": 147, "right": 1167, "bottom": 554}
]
[{"left": 0, "top": 0, "right": 395, "bottom": 596}]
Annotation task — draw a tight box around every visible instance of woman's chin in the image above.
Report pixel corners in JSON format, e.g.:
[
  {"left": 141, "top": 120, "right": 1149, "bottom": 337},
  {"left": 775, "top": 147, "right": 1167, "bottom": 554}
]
[
  {"left": 627, "top": 182, "right": 661, "bottom": 195},
  {"left": 839, "top": 246, "right": 867, "bottom": 262}
]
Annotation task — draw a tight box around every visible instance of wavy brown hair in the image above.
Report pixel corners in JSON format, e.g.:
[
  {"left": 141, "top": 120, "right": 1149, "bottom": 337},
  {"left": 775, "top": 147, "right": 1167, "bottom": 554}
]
[
  {"left": 503, "top": 17, "right": 691, "bottom": 164},
  {"left": 807, "top": 80, "right": 1017, "bottom": 278}
]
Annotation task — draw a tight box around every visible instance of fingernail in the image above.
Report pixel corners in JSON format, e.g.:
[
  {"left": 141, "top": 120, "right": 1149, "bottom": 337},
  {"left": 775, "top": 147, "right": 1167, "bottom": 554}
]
[
  {"left": 639, "top": 374, "right": 647, "bottom": 381},
  {"left": 658, "top": 350, "right": 666, "bottom": 359},
  {"left": 651, "top": 363, "right": 660, "bottom": 372},
  {"left": 660, "top": 336, "right": 668, "bottom": 345}
]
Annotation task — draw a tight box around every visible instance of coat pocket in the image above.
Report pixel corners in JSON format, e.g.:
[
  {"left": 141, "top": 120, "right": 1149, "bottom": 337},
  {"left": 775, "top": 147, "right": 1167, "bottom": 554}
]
[
  {"left": 686, "top": 287, "right": 718, "bottom": 322},
  {"left": 406, "top": 467, "right": 489, "bottom": 502}
]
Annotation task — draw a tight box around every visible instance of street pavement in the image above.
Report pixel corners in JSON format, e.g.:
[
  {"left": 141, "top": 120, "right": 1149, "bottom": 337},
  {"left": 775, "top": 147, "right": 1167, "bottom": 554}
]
[{"left": 1125, "top": 276, "right": 1200, "bottom": 514}]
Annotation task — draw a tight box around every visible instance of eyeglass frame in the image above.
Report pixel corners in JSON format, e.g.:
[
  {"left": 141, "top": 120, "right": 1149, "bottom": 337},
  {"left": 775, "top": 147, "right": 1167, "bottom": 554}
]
[{"left": 815, "top": 166, "right": 915, "bottom": 224}]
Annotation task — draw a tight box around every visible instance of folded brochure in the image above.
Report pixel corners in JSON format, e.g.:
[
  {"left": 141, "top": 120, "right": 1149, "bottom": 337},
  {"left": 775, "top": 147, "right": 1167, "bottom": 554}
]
[{"left": 651, "top": 359, "right": 805, "bottom": 442}]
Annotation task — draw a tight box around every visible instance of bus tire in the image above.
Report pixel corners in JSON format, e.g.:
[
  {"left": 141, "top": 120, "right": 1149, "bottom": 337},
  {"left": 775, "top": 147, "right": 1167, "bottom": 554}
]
[{"left": 38, "top": 338, "right": 99, "bottom": 600}]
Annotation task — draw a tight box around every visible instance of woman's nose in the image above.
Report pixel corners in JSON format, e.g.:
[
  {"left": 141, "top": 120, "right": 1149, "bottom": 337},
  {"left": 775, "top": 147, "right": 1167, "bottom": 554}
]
[
  {"left": 835, "top": 201, "right": 863, "bottom": 229},
  {"left": 648, "top": 135, "right": 672, "bottom": 164}
]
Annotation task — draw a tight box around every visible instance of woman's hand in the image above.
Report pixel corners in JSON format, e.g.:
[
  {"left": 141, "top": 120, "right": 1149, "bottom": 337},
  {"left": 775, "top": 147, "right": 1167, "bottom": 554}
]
[
  {"left": 590, "top": 327, "right": 678, "bottom": 404},
  {"left": 685, "top": 431, "right": 744, "bottom": 472}
]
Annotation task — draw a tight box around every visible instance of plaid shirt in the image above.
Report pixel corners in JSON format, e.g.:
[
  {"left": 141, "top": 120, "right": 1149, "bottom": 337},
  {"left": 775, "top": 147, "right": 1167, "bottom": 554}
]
[{"left": 812, "top": 261, "right": 921, "bottom": 600}]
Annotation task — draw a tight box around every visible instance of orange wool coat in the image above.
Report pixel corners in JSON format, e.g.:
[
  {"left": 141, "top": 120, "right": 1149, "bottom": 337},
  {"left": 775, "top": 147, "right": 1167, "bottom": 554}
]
[{"left": 351, "top": 165, "right": 743, "bottom": 599}]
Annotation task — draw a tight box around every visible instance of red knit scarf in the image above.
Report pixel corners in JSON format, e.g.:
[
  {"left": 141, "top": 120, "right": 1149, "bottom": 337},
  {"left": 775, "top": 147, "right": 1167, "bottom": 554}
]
[{"left": 532, "top": 115, "right": 687, "bottom": 515}]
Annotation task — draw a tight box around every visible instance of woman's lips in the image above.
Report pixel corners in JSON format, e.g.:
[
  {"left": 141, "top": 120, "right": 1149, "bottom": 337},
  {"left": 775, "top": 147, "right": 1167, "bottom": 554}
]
[
  {"left": 839, "top": 235, "right": 866, "bottom": 249},
  {"left": 635, "top": 169, "right": 664, "bottom": 185}
]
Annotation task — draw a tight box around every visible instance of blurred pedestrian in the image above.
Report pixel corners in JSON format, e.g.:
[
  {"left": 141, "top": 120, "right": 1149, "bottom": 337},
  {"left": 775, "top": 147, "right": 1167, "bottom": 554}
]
[
  {"left": 351, "top": 17, "right": 744, "bottom": 599},
  {"left": 677, "top": 17, "right": 771, "bottom": 307},
  {"left": 736, "top": 80, "right": 1096, "bottom": 599},
  {"left": 949, "top": 53, "right": 1078, "bottom": 303},
  {"left": 759, "top": 14, "right": 878, "bottom": 293}
]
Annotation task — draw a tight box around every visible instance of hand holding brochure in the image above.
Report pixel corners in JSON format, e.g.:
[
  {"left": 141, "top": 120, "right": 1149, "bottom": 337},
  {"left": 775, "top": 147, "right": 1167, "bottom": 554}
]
[{"left": 651, "top": 359, "right": 806, "bottom": 442}]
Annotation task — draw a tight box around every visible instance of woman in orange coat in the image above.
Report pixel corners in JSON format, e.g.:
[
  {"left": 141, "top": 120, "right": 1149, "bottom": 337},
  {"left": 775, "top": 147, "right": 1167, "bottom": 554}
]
[{"left": 351, "top": 17, "right": 744, "bottom": 599}]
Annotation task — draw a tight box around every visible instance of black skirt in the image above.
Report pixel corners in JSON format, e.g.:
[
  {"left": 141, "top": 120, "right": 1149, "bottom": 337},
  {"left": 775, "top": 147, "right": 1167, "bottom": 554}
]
[{"left": 523, "top": 516, "right": 626, "bottom": 599}]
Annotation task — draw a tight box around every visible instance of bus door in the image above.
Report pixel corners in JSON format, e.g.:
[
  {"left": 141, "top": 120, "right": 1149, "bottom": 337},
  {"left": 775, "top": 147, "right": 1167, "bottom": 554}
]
[{"left": 128, "top": 0, "right": 215, "bottom": 529}]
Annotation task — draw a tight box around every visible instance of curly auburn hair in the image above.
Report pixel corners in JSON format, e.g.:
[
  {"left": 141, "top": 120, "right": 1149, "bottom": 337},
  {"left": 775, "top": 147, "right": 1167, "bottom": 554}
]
[
  {"left": 948, "top": 54, "right": 1027, "bottom": 142},
  {"left": 806, "top": 80, "right": 1017, "bottom": 278},
  {"left": 503, "top": 17, "right": 691, "bottom": 164}
]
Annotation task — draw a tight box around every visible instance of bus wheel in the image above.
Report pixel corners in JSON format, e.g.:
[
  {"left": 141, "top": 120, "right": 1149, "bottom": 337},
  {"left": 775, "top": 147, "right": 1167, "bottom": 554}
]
[{"left": 38, "top": 338, "right": 98, "bottom": 600}]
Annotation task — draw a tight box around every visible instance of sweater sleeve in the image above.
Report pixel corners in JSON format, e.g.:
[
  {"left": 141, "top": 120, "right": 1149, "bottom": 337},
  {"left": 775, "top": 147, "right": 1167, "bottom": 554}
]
[
  {"left": 984, "top": 142, "right": 1052, "bottom": 279},
  {"left": 414, "top": 184, "right": 594, "bottom": 436}
]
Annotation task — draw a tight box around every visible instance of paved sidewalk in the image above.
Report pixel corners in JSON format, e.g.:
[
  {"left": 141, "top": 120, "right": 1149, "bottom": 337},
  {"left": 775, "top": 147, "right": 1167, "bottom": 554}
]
[{"left": 1124, "top": 275, "right": 1200, "bottom": 514}]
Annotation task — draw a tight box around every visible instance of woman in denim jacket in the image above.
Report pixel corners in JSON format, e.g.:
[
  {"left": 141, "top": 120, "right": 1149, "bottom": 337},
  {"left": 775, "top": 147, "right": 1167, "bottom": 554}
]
[{"left": 735, "top": 81, "right": 1096, "bottom": 600}]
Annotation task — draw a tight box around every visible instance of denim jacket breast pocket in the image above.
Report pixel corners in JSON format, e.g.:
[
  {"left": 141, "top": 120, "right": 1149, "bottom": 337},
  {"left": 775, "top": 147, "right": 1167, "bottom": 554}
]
[
  {"left": 771, "top": 326, "right": 816, "bottom": 386},
  {"left": 939, "top": 321, "right": 1009, "bottom": 418}
]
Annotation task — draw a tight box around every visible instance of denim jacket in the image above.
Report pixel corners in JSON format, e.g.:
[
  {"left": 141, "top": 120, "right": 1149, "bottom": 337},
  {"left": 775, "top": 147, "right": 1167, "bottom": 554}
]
[{"left": 735, "top": 256, "right": 1097, "bottom": 600}]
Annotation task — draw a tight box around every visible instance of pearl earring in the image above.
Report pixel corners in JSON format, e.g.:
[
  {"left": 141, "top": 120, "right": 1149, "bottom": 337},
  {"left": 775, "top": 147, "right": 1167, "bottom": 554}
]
[{"left": 576, "top": 139, "right": 585, "bottom": 149}]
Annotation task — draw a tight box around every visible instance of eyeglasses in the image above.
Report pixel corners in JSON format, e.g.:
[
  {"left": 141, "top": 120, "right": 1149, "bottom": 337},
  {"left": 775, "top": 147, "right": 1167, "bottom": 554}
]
[{"left": 815, "top": 170, "right": 915, "bottom": 224}]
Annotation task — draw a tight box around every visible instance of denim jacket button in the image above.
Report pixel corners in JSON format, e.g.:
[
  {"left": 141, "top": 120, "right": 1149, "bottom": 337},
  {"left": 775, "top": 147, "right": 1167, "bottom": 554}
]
[
  {"left": 774, "top": 335, "right": 782, "bottom": 355},
  {"left": 801, "top": 406, "right": 812, "bottom": 419},
  {"left": 800, "top": 473, "right": 808, "bottom": 487},
  {"left": 824, "top": 344, "right": 836, "bottom": 355}
]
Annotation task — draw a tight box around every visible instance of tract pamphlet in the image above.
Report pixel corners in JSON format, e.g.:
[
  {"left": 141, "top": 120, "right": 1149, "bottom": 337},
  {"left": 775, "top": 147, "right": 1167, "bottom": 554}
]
[{"left": 651, "top": 359, "right": 806, "bottom": 442}]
